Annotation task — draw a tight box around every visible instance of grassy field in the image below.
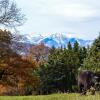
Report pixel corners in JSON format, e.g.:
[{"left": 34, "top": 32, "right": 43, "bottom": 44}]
[{"left": 0, "top": 93, "right": 100, "bottom": 100}]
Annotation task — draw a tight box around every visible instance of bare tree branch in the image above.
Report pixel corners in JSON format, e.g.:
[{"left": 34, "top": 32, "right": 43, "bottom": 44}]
[{"left": 0, "top": 0, "right": 25, "bottom": 28}]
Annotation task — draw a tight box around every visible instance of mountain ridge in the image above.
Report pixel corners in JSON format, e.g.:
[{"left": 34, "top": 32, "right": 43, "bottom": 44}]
[{"left": 19, "top": 33, "right": 93, "bottom": 48}]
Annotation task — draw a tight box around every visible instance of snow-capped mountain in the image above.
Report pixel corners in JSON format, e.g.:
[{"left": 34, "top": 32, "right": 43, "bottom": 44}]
[{"left": 20, "top": 33, "right": 93, "bottom": 48}]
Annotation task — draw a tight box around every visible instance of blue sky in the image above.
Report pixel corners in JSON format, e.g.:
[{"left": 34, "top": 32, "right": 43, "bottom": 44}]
[{"left": 16, "top": 0, "right": 100, "bottom": 40}]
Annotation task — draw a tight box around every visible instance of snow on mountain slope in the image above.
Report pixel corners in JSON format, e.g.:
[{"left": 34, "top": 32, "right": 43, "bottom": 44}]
[{"left": 20, "top": 33, "right": 93, "bottom": 48}]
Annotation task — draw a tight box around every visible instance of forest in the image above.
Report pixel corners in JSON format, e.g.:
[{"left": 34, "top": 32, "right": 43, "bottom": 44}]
[{"left": 0, "top": 29, "right": 100, "bottom": 95}]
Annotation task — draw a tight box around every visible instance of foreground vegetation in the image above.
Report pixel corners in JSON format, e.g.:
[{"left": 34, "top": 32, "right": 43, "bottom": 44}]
[{"left": 0, "top": 93, "right": 100, "bottom": 100}]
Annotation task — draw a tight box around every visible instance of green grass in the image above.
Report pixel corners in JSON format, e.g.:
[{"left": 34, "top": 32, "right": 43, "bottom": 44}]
[{"left": 0, "top": 93, "right": 100, "bottom": 100}]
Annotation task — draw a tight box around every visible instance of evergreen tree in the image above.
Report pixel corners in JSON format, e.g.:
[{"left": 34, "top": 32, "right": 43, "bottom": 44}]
[
  {"left": 38, "top": 48, "right": 79, "bottom": 94},
  {"left": 67, "top": 41, "right": 72, "bottom": 50},
  {"left": 82, "top": 35, "right": 100, "bottom": 72},
  {"left": 79, "top": 47, "right": 87, "bottom": 66},
  {"left": 73, "top": 41, "right": 79, "bottom": 52},
  {"left": 37, "top": 40, "right": 88, "bottom": 94}
]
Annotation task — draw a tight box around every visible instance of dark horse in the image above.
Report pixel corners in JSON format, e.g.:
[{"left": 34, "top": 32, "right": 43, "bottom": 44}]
[{"left": 78, "top": 70, "right": 99, "bottom": 95}]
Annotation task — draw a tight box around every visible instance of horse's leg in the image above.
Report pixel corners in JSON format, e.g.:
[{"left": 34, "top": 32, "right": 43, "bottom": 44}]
[
  {"left": 83, "top": 83, "right": 87, "bottom": 95},
  {"left": 78, "top": 82, "right": 82, "bottom": 93}
]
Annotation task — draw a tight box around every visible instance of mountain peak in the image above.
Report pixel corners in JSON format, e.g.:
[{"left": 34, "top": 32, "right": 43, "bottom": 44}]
[{"left": 20, "top": 33, "right": 93, "bottom": 48}]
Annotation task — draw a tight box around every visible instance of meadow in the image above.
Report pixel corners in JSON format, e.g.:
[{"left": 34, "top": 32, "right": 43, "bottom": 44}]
[{"left": 0, "top": 93, "right": 100, "bottom": 100}]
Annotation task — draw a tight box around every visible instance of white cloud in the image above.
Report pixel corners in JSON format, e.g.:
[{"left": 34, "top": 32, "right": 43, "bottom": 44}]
[
  {"left": 49, "top": 4, "right": 99, "bottom": 21},
  {"left": 15, "top": 0, "right": 100, "bottom": 39}
]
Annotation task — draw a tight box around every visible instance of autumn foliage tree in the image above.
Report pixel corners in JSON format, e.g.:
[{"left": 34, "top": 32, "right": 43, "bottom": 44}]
[
  {"left": 0, "top": 29, "right": 13, "bottom": 62},
  {"left": 29, "top": 43, "right": 49, "bottom": 62},
  {"left": 0, "top": 29, "right": 39, "bottom": 95}
]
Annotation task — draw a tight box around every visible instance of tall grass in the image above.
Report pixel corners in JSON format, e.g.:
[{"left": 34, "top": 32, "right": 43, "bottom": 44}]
[{"left": 0, "top": 93, "right": 100, "bottom": 100}]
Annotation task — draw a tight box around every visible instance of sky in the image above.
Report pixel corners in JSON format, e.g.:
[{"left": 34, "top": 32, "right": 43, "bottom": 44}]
[{"left": 15, "top": 0, "right": 100, "bottom": 40}]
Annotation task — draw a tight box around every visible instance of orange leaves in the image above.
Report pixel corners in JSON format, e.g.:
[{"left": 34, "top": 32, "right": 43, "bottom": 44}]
[
  {"left": 0, "top": 63, "right": 8, "bottom": 68},
  {"left": 29, "top": 43, "right": 49, "bottom": 62},
  {"left": 0, "top": 29, "right": 40, "bottom": 95}
]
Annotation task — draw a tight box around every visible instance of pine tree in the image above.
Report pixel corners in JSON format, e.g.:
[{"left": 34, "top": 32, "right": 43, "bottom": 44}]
[
  {"left": 67, "top": 41, "right": 72, "bottom": 50},
  {"left": 73, "top": 41, "right": 79, "bottom": 52},
  {"left": 82, "top": 34, "right": 100, "bottom": 72},
  {"left": 38, "top": 48, "right": 80, "bottom": 94},
  {"left": 79, "top": 47, "right": 87, "bottom": 65}
]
